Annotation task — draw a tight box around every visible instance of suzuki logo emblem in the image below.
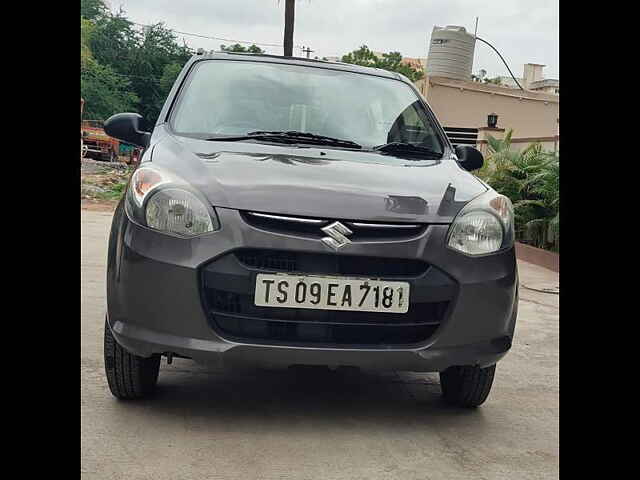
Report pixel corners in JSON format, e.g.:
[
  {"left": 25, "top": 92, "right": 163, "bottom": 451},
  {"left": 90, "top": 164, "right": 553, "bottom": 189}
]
[{"left": 321, "top": 221, "right": 353, "bottom": 251}]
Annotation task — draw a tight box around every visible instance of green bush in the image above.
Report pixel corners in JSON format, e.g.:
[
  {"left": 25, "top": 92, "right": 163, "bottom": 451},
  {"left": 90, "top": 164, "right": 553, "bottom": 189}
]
[{"left": 477, "top": 130, "right": 559, "bottom": 252}]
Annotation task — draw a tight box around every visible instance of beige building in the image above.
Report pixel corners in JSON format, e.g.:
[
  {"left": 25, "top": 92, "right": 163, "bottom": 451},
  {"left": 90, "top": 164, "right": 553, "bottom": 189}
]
[
  {"left": 496, "top": 63, "right": 559, "bottom": 94},
  {"left": 400, "top": 56, "right": 427, "bottom": 73},
  {"left": 528, "top": 79, "right": 559, "bottom": 95},
  {"left": 415, "top": 75, "right": 559, "bottom": 152},
  {"left": 522, "top": 63, "right": 545, "bottom": 88}
]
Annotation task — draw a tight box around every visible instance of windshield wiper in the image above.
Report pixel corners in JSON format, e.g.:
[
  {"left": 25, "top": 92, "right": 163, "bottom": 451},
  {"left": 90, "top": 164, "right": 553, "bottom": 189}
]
[
  {"left": 205, "top": 131, "right": 362, "bottom": 149},
  {"left": 373, "top": 142, "right": 443, "bottom": 159},
  {"left": 248, "top": 131, "right": 362, "bottom": 149},
  {"left": 205, "top": 134, "right": 298, "bottom": 145}
]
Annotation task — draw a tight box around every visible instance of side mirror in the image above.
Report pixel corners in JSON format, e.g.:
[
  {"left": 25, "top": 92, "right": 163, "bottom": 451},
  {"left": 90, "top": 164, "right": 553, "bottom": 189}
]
[
  {"left": 455, "top": 145, "right": 484, "bottom": 171},
  {"left": 104, "top": 113, "right": 151, "bottom": 148}
]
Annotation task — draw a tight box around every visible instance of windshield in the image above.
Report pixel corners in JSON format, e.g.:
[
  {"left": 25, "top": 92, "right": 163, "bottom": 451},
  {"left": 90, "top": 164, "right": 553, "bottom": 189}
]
[{"left": 170, "top": 59, "right": 445, "bottom": 154}]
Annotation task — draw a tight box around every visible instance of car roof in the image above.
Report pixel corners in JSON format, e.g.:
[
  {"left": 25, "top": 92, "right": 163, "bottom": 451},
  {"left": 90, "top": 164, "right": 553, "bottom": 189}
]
[{"left": 189, "top": 51, "right": 406, "bottom": 82}]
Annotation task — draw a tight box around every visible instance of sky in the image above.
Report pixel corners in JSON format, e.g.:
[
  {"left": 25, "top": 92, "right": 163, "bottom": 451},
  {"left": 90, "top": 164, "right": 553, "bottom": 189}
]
[{"left": 109, "top": 0, "right": 559, "bottom": 80}]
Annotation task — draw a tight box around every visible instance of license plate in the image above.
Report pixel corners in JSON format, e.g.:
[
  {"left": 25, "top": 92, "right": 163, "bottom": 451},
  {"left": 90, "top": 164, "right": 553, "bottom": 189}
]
[{"left": 254, "top": 273, "right": 410, "bottom": 313}]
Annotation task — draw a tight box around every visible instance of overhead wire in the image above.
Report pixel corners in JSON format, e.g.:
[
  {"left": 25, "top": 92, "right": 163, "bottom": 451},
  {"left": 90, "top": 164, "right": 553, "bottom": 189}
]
[{"left": 130, "top": 20, "right": 305, "bottom": 51}]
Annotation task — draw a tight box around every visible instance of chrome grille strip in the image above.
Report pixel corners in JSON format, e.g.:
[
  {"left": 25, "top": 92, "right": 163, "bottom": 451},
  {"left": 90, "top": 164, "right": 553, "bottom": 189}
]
[
  {"left": 346, "top": 222, "right": 421, "bottom": 229},
  {"left": 246, "top": 212, "right": 421, "bottom": 229},
  {"left": 246, "top": 212, "right": 327, "bottom": 224}
]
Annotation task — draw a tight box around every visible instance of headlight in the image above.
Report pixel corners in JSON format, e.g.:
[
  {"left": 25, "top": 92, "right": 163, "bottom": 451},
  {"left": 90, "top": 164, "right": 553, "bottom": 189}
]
[
  {"left": 125, "top": 165, "right": 220, "bottom": 237},
  {"left": 447, "top": 190, "right": 514, "bottom": 256}
]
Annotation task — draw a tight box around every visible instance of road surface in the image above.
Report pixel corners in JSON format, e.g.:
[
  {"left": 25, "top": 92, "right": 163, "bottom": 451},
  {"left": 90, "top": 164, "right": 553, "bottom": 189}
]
[{"left": 81, "top": 209, "right": 559, "bottom": 480}]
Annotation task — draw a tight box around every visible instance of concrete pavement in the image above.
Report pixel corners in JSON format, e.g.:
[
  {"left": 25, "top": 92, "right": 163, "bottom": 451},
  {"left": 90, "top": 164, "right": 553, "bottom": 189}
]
[{"left": 81, "top": 209, "right": 559, "bottom": 480}]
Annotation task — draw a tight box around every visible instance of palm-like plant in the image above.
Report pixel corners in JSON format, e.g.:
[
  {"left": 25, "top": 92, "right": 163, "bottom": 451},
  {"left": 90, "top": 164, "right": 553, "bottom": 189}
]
[
  {"left": 476, "top": 129, "right": 513, "bottom": 180},
  {"left": 478, "top": 130, "right": 559, "bottom": 251},
  {"left": 524, "top": 151, "right": 559, "bottom": 249}
]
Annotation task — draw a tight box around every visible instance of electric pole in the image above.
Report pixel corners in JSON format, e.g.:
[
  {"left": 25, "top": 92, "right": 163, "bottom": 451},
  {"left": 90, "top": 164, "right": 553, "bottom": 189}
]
[
  {"left": 302, "top": 46, "right": 314, "bottom": 58},
  {"left": 283, "top": 0, "right": 295, "bottom": 57}
]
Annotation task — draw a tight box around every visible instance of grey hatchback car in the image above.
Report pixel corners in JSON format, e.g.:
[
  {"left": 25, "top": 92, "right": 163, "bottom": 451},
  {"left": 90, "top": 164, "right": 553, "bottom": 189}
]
[{"left": 103, "top": 52, "right": 518, "bottom": 407}]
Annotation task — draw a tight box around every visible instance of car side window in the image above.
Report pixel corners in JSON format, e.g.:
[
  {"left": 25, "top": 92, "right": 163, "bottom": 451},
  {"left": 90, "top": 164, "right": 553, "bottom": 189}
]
[{"left": 386, "top": 101, "right": 440, "bottom": 148}]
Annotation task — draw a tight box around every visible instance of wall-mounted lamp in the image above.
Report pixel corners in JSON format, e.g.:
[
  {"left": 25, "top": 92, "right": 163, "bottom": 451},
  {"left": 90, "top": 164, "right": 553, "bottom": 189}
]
[{"left": 487, "top": 113, "right": 498, "bottom": 128}]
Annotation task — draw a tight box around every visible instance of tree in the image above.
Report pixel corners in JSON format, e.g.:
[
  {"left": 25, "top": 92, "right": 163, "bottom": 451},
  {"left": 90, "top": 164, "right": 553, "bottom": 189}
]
[
  {"left": 247, "top": 44, "right": 265, "bottom": 54},
  {"left": 81, "top": 0, "right": 108, "bottom": 20},
  {"left": 81, "top": 11, "right": 139, "bottom": 119},
  {"left": 341, "top": 45, "right": 424, "bottom": 82},
  {"left": 81, "top": 18, "right": 95, "bottom": 69},
  {"left": 220, "top": 43, "right": 265, "bottom": 53},
  {"left": 377, "top": 51, "right": 425, "bottom": 82},
  {"left": 472, "top": 69, "right": 487, "bottom": 82},
  {"left": 133, "top": 23, "right": 192, "bottom": 121},
  {"left": 81, "top": 61, "right": 139, "bottom": 120},
  {"left": 89, "top": 10, "right": 140, "bottom": 75},
  {"left": 159, "top": 63, "right": 183, "bottom": 96},
  {"left": 341, "top": 45, "right": 378, "bottom": 68},
  {"left": 484, "top": 76, "right": 502, "bottom": 85},
  {"left": 85, "top": 6, "right": 192, "bottom": 124}
]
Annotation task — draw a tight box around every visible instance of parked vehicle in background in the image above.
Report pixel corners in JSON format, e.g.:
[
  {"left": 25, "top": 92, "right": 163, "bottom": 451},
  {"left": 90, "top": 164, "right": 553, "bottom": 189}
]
[
  {"left": 118, "top": 142, "right": 143, "bottom": 166},
  {"left": 81, "top": 119, "right": 120, "bottom": 162}
]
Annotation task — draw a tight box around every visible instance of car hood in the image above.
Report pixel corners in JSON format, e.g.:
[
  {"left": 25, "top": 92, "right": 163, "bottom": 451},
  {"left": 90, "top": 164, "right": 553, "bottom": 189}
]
[{"left": 150, "top": 133, "right": 488, "bottom": 223}]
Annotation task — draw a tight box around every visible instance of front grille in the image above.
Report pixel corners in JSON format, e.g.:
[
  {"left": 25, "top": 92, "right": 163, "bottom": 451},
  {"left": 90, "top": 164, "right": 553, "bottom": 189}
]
[
  {"left": 200, "top": 250, "right": 457, "bottom": 347},
  {"left": 242, "top": 211, "right": 426, "bottom": 241},
  {"left": 235, "top": 249, "right": 428, "bottom": 277}
]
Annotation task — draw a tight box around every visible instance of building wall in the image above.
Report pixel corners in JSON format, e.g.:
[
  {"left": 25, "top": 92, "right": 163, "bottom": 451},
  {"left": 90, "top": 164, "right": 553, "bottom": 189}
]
[
  {"left": 401, "top": 56, "right": 427, "bottom": 72},
  {"left": 418, "top": 77, "right": 559, "bottom": 139},
  {"left": 531, "top": 86, "right": 559, "bottom": 94},
  {"left": 497, "top": 76, "right": 524, "bottom": 89},
  {"left": 523, "top": 63, "right": 545, "bottom": 89}
]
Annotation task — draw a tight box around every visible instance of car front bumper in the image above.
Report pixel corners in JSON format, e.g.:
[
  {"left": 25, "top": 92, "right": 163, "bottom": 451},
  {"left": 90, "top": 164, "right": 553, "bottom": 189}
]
[{"left": 106, "top": 205, "right": 518, "bottom": 372}]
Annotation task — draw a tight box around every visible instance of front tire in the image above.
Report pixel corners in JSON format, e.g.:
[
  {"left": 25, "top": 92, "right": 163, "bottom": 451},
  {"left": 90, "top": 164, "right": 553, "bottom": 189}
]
[
  {"left": 104, "top": 318, "right": 160, "bottom": 399},
  {"left": 440, "top": 364, "right": 496, "bottom": 408}
]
